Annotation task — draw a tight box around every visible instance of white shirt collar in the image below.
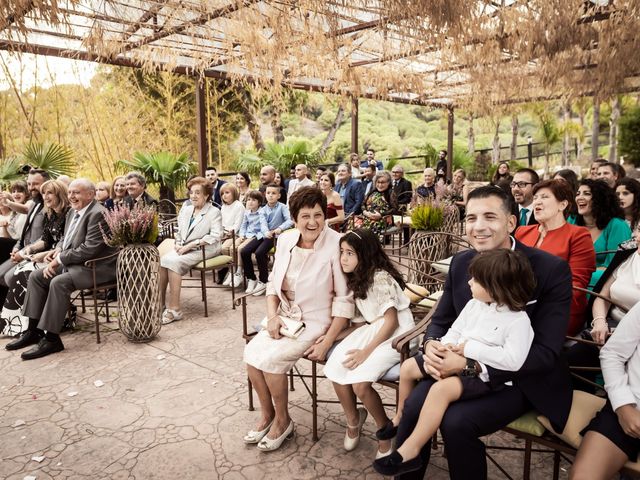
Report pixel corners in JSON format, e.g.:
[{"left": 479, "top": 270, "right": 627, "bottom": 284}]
[{"left": 73, "top": 202, "right": 93, "bottom": 220}]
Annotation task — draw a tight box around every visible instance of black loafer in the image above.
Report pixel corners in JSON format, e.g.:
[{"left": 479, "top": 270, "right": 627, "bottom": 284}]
[
  {"left": 375, "top": 420, "right": 398, "bottom": 440},
  {"left": 5, "top": 329, "right": 42, "bottom": 351},
  {"left": 21, "top": 338, "right": 64, "bottom": 360},
  {"left": 372, "top": 451, "right": 423, "bottom": 477}
]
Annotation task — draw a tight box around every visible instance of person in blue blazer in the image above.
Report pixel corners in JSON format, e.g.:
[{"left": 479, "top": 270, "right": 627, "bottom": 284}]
[{"left": 334, "top": 164, "right": 364, "bottom": 216}]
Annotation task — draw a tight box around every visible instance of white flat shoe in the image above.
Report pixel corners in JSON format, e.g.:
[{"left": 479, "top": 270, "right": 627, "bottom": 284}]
[
  {"left": 161, "top": 309, "right": 183, "bottom": 325},
  {"left": 243, "top": 419, "right": 274, "bottom": 444},
  {"left": 256, "top": 420, "right": 294, "bottom": 452},
  {"left": 344, "top": 407, "right": 368, "bottom": 451}
]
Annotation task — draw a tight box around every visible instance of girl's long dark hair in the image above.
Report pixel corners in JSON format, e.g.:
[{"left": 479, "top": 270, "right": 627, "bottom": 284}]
[
  {"left": 616, "top": 177, "right": 640, "bottom": 231},
  {"left": 340, "top": 229, "right": 405, "bottom": 300},
  {"left": 575, "top": 179, "right": 624, "bottom": 230}
]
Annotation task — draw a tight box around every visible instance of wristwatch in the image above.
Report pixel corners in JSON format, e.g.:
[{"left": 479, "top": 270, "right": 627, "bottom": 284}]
[{"left": 461, "top": 358, "right": 480, "bottom": 377}]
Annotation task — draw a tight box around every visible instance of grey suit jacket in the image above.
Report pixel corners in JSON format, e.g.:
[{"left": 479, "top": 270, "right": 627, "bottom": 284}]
[
  {"left": 59, "top": 200, "right": 117, "bottom": 284},
  {"left": 16, "top": 201, "right": 45, "bottom": 251}
]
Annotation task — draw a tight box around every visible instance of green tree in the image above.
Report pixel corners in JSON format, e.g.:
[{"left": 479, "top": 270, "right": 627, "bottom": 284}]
[
  {"left": 619, "top": 105, "right": 640, "bottom": 167},
  {"left": 118, "top": 152, "right": 195, "bottom": 210},
  {"left": 0, "top": 156, "right": 23, "bottom": 188},
  {"left": 531, "top": 103, "right": 560, "bottom": 178}
]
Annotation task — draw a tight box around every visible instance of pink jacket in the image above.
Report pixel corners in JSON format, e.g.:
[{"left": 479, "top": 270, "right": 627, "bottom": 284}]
[{"left": 266, "top": 226, "right": 354, "bottom": 342}]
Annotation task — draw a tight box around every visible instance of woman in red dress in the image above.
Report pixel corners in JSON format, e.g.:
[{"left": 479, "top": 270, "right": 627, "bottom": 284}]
[
  {"left": 516, "top": 179, "right": 596, "bottom": 335},
  {"left": 318, "top": 172, "right": 344, "bottom": 231}
]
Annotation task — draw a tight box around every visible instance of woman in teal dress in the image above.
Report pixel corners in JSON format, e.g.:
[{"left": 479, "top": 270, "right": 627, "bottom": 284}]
[{"left": 575, "top": 179, "right": 632, "bottom": 288}]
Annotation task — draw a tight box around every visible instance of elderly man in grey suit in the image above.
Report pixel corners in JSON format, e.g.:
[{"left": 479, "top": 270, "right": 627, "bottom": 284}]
[
  {"left": 0, "top": 169, "right": 48, "bottom": 306},
  {"left": 5, "top": 179, "right": 117, "bottom": 360}
]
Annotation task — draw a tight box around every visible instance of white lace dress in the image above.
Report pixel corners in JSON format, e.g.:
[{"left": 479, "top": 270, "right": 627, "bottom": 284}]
[{"left": 324, "top": 270, "right": 415, "bottom": 384}]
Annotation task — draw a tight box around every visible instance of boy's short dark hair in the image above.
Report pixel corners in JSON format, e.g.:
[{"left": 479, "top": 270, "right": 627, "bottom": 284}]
[
  {"left": 246, "top": 190, "right": 264, "bottom": 204},
  {"left": 468, "top": 249, "right": 536, "bottom": 311}
]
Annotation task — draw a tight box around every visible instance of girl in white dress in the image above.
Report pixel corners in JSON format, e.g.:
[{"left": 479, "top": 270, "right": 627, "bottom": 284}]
[{"left": 323, "top": 228, "right": 415, "bottom": 458}]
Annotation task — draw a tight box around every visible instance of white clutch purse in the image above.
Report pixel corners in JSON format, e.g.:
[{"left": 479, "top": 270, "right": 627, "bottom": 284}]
[{"left": 260, "top": 315, "right": 306, "bottom": 339}]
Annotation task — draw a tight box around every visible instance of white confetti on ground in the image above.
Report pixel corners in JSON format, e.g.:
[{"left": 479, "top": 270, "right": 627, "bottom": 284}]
[
  {"left": 93, "top": 380, "right": 104, "bottom": 387},
  {"left": 31, "top": 456, "right": 45, "bottom": 463},
  {"left": 13, "top": 420, "right": 26, "bottom": 427},
  {"left": 67, "top": 391, "right": 78, "bottom": 397}
]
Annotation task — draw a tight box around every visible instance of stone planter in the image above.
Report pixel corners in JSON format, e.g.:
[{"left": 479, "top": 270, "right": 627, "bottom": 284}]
[{"left": 117, "top": 243, "right": 162, "bottom": 342}]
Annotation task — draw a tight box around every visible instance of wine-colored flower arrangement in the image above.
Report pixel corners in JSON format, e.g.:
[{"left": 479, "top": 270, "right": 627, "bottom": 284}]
[{"left": 101, "top": 203, "right": 158, "bottom": 247}]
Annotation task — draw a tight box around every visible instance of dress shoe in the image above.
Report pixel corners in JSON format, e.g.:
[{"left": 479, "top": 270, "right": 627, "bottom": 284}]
[
  {"left": 372, "top": 451, "right": 423, "bottom": 476},
  {"left": 243, "top": 419, "right": 274, "bottom": 444},
  {"left": 344, "top": 407, "right": 368, "bottom": 451},
  {"left": 5, "top": 329, "right": 42, "bottom": 351},
  {"left": 21, "top": 337, "right": 64, "bottom": 360},
  {"left": 375, "top": 419, "right": 398, "bottom": 440},
  {"left": 256, "top": 420, "right": 294, "bottom": 451}
]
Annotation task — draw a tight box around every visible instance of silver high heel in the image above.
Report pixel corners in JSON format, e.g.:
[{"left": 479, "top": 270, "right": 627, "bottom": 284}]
[
  {"left": 243, "top": 419, "right": 274, "bottom": 444},
  {"left": 256, "top": 420, "right": 294, "bottom": 451}
]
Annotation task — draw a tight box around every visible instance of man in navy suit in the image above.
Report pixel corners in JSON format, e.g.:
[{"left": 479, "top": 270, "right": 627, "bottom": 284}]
[
  {"left": 392, "top": 186, "right": 573, "bottom": 479},
  {"left": 205, "top": 166, "right": 226, "bottom": 208},
  {"left": 360, "top": 148, "right": 384, "bottom": 172},
  {"left": 334, "top": 163, "right": 364, "bottom": 216}
]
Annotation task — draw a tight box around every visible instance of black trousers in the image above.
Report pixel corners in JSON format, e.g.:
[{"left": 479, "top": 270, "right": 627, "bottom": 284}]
[
  {"left": 240, "top": 237, "right": 273, "bottom": 283},
  {"left": 395, "top": 378, "right": 530, "bottom": 480}
]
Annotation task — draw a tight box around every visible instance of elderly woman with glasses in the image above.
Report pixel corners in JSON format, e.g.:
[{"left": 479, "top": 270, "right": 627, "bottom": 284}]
[{"left": 355, "top": 171, "right": 398, "bottom": 235}]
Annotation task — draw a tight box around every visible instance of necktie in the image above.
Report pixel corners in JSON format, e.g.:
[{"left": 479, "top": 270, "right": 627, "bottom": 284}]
[
  {"left": 519, "top": 208, "right": 529, "bottom": 226},
  {"left": 393, "top": 180, "right": 397, "bottom": 188},
  {"left": 63, "top": 213, "right": 81, "bottom": 249}
]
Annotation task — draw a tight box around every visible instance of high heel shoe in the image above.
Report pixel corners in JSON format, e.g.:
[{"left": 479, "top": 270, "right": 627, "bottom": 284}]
[
  {"left": 256, "top": 420, "right": 294, "bottom": 451},
  {"left": 243, "top": 419, "right": 274, "bottom": 444},
  {"left": 344, "top": 407, "right": 368, "bottom": 451}
]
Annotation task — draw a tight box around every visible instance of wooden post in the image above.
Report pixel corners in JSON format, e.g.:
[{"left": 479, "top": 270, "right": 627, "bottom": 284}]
[
  {"left": 195, "top": 77, "right": 208, "bottom": 176},
  {"left": 351, "top": 96, "right": 359, "bottom": 154},
  {"left": 447, "top": 107, "right": 454, "bottom": 182}
]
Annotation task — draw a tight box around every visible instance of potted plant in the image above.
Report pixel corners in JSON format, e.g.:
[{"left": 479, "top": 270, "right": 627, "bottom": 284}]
[
  {"left": 407, "top": 198, "right": 459, "bottom": 290},
  {"left": 102, "top": 204, "right": 161, "bottom": 342}
]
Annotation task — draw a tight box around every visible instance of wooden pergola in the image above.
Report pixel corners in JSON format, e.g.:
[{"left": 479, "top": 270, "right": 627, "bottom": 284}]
[{"left": 2, "top": 0, "right": 640, "bottom": 175}]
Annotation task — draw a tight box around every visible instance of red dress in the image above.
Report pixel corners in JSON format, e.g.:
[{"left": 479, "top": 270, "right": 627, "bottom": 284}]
[
  {"left": 327, "top": 203, "right": 343, "bottom": 231},
  {"left": 516, "top": 223, "right": 596, "bottom": 336}
]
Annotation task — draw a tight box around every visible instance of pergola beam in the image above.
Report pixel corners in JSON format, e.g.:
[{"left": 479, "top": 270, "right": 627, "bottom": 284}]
[
  {"left": 122, "top": 0, "right": 261, "bottom": 52},
  {"left": 121, "top": 0, "right": 169, "bottom": 41},
  {"left": 0, "top": 39, "right": 443, "bottom": 107}
]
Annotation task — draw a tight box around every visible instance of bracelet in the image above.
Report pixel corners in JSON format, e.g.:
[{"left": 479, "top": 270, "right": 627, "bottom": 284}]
[
  {"left": 591, "top": 316, "right": 607, "bottom": 328},
  {"left": 422, "top": 336, "right": 441, "bottom": 351}
]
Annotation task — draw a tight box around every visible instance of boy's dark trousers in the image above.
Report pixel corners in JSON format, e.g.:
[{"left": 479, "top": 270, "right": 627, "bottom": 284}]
[{"left": 240, "top": 237, "right": 274, "bottom": 283}]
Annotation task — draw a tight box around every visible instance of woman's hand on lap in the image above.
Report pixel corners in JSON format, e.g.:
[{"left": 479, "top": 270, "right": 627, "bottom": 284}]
[
  {"left": 267, "top": 315, "right": 284, "bottom": 339},
  {"left": 304, "top": 340, "right": 330, "bottom": 361},
  {"left": 591, "top": 321, "right": 608, "bottom": 344}
]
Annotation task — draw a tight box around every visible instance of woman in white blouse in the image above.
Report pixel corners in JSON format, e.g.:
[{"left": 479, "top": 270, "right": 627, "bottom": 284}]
[
  {"left": 159, "top": 177, "right": 222, "bottom": 324},
  {"left": 571, "top": 301, "right": 640, "bottom": 479}
]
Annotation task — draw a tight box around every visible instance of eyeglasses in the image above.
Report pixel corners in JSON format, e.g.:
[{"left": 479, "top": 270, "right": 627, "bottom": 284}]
[{"left": 510, "top": 181, "right": 534, "bottom": 189}]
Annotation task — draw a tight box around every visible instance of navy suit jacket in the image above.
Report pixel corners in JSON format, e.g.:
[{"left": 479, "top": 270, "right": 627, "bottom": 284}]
[
  {"left": 334, "top": 178, "right": 364, "bottom": 215},
  {"left": 425, "top": 240, "right": 573, "bottom": 432},
  {"left": 212, "top": 179, "right": 227, "bottom": 208}
]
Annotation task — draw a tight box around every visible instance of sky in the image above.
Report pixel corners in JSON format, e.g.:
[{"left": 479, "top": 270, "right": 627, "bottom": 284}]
[{"left": 0, "top": 52, "right": 97, "bottom": 91}]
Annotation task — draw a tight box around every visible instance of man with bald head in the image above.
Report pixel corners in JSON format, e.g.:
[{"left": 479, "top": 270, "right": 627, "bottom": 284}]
[
  {"left": 259, "top": 166, "right": 286, "bottom": 204},
  {"left": 287, "top": 163, "right": 314, "bottom": 198},
  {"left": 5, "top": 179, "right": 117, "bottom": 359}
]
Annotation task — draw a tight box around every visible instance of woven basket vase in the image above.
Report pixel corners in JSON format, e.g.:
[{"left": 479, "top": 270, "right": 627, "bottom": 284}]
[{"left": 117, "top": 243, "right": 162, "bottom": 342}]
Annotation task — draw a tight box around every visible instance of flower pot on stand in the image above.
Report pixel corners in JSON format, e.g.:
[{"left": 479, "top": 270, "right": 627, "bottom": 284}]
[{"left": 117, "top": 243, "right": 162, "bottom": 342}]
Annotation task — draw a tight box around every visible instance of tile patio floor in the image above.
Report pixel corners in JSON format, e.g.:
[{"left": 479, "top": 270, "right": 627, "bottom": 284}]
[{"left": 0, "top": 284, "right": 570, "bottom": 479}]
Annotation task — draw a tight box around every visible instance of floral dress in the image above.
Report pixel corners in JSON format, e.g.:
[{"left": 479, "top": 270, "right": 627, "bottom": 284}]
[
  {"left": 356, "top": 191, "right": 394, "bottom": 235},
  {"left": 1, "top": 208, "right": 68, "bottom": 336}
]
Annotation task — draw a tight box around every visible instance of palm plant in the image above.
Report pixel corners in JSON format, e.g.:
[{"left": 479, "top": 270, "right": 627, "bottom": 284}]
[
  {"left": 117, "top": 152, "right": 195, "bottom": 209},
  {"left": 0, "top": 156, "right": 24, "bottom": 188},
  {"left": 234, "top": 139, "right": 317, "bottom": 178},
  {"left": 22, "top": 142, "right": 75, "bottom": 178}
]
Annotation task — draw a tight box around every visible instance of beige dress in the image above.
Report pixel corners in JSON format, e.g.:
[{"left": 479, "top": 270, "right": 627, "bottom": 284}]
[
  {"left": 609, "top": 253, "right": 640, "bottom": 324},
  {"left": 244, "top": 247, "right": 316, "bottom": 373}
]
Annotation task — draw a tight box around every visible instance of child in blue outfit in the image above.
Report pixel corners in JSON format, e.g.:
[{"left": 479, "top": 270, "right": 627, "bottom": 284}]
[
  {"left": 233, "top": 190, "right": 268, "bottom": 287},
  {"left": 242, "top": 184, "right": 293, "bottom": 295}
]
